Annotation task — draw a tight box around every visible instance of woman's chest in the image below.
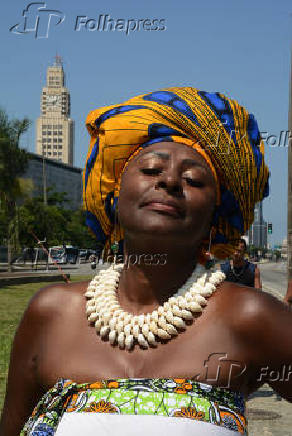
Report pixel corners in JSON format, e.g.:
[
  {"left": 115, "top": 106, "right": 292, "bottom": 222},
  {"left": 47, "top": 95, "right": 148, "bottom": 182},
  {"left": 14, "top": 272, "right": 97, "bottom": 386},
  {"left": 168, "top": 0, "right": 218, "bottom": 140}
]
[{"left": 37, "top": 314, "right": 251, "bottom": 394}]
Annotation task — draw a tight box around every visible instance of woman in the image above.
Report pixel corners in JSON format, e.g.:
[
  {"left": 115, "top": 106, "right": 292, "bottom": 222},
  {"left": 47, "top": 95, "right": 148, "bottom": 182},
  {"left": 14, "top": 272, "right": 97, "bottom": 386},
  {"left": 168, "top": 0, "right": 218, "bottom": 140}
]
[{"left": 1, "top": 87, "right": 291, "bottom": 436}]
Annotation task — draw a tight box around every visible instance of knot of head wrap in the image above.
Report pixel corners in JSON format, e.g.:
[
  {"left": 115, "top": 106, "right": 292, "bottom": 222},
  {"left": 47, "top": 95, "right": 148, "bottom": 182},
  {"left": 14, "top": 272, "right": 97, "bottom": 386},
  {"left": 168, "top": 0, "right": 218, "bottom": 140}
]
[{"left": 83, "top": 87, "right": 269, "bottom": 261}]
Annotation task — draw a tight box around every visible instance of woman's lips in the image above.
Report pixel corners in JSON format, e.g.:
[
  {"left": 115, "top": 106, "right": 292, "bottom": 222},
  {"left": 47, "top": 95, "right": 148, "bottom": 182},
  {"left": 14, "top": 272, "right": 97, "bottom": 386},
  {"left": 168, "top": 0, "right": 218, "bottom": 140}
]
[{"left": 142, "top": 202, "right": 182, "bottom": 217}]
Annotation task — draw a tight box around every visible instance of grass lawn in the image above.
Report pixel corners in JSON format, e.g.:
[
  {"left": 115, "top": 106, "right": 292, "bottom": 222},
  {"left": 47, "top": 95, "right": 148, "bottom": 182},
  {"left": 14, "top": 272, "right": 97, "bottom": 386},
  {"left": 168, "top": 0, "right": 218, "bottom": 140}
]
[{"left": 0, "top": 275, "right": 91, "bottom": 412}]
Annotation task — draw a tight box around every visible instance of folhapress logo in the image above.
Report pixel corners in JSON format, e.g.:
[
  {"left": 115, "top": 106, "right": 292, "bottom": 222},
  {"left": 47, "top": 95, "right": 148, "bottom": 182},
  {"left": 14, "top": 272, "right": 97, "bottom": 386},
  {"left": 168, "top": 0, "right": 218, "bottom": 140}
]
[
  {"left": 9, "top": 2, "right": 65, "bottom": 39},
  {"left": 9, "top": 3, "right": 167, "bottom": 38}
]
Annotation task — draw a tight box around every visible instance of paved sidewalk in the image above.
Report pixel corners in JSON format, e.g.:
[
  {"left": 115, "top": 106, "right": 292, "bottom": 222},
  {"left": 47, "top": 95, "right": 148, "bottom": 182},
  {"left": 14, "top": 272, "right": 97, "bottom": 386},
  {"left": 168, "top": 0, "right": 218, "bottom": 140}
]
[
  {"left": 246, "top": 283, "right": 291, "bottom": 435},
  {"left": 247, "top": 385, "right": 291, "bottom": 435}
]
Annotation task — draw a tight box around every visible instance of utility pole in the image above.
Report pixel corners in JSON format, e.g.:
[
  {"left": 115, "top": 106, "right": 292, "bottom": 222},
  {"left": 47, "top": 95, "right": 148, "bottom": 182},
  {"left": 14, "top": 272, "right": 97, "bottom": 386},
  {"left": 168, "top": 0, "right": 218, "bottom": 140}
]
[
  {"left": 287, "top": 49, "right": 292, "bottom": 279},
  {"left": 42, "top": 154, "right": 47, "bottom": 206}
]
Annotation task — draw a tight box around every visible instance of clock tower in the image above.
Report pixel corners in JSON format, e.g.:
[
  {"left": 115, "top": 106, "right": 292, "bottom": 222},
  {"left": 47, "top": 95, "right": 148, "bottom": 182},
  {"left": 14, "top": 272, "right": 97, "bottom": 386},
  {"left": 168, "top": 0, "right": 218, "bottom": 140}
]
[{"left": 36, "top": 56, "right": 74, "bottom": 165}]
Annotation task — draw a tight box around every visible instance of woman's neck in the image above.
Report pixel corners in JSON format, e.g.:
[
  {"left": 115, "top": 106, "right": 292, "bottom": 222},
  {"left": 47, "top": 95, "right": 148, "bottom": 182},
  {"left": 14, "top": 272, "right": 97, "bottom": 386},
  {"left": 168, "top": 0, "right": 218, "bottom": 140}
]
[
  {"left": 232, "top": 258, "right": 245, "bottom": 268},
  {"left": 116, "top": 240, "right": 199, "bottom": 314}
]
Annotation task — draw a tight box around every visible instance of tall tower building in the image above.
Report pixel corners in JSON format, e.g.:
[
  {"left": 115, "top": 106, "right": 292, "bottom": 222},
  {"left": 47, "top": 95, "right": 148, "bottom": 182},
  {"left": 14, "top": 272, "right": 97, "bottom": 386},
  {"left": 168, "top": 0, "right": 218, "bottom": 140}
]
[
  {"left": 36, "top": 56, "right": 74, "bottom": 165},
  {"left": 248, "top": 202, "right": 267, "bottom": 249}
]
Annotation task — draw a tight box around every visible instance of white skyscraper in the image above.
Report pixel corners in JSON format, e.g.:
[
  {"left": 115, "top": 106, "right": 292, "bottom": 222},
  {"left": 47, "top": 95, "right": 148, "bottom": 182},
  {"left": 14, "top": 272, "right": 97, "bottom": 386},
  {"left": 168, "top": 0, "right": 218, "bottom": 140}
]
[{"left": 36, "top": 56, "right": 74, "bottom": 165}]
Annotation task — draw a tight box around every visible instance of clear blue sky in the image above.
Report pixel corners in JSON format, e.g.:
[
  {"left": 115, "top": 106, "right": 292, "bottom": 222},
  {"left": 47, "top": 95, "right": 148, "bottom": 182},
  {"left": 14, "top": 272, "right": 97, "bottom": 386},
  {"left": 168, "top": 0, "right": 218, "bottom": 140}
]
[{"left": 1, "top": 0, "right": 291, "bottom": 245}]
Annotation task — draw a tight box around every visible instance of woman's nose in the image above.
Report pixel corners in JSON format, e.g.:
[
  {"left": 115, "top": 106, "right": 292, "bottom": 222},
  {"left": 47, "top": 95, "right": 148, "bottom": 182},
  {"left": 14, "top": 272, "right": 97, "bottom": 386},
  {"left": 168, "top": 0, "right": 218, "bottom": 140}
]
[{"left": 155, "top": 170, "right": 183, "bottom": 196}]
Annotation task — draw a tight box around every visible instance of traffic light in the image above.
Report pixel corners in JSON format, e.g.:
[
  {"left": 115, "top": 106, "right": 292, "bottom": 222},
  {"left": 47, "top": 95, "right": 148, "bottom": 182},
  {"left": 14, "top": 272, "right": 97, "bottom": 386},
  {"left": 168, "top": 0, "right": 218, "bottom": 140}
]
[{"left": 268, "top": 223, "right": 273, "bottom": 234}]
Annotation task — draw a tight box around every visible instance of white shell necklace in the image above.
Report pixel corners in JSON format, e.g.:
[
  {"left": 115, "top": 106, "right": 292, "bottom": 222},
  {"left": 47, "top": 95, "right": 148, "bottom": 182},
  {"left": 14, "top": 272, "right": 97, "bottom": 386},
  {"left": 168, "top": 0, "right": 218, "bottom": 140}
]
[{"left": 85, "top": 263, "right": 225, "bottom": 350}]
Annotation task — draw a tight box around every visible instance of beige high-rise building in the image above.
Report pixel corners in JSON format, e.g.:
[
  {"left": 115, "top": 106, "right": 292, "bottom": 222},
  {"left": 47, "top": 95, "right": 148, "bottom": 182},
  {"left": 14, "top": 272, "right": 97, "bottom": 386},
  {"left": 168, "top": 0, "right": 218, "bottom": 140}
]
[{"left": 36, "top": 57, "right": 74, "bottom": 165}]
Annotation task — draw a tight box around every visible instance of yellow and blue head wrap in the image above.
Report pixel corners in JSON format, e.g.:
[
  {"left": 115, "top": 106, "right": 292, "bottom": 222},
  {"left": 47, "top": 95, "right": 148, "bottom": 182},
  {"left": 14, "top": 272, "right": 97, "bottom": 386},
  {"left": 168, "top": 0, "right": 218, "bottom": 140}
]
[{"left": 83, "top": 87, "right": 269, "bottom": 260}]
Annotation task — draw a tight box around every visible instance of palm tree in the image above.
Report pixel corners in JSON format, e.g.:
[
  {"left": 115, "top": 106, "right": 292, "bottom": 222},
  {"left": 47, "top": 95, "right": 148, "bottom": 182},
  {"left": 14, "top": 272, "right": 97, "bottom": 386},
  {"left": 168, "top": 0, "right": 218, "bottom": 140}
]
[{"left": 0, "top": 108, "right": 30, "bottom": 272}]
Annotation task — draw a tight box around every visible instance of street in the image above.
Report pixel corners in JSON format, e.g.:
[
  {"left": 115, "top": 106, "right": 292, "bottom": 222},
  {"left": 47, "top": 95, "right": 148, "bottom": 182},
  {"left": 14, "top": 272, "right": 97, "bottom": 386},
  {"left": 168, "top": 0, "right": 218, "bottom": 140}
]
[
  {"left": 72, "top": 260, "right": 289, "bottom": 294},
  {"left": 258, "top": 261, "right": 288, "bottom": 298},
  {"left": 8, "top": 260, "right": 289, "bottom": 299}
]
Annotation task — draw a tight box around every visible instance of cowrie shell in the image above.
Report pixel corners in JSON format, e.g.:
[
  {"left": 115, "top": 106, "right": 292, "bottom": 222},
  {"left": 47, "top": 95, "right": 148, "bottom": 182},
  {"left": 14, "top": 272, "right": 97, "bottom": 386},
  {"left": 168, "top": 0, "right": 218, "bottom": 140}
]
[
  {"left": 157, "top": 329, "right": 171, "bottom": 340},
  {"left": 109, "top": 330, "right": 117, "bottom": 345},
  {"left": 118, "top": 331, "right": 125, "bottom": 348},
  {"left": 125, "top": 334, "right": 134, "bottom": 350},
  {"left": 147, "top": 331, "right": 157, "bottom": 346},
  {"left": 100, "top": 326, "right": 110, "bottom": 338},
  {"left": 172, "top": 317, "right": 186, "bottom": 328},
  {"left": 138, "top": 334, "right": 148, "bottom": 348},
  {"left": 188, "top": 302, "right": 203, "bottom": 312}
]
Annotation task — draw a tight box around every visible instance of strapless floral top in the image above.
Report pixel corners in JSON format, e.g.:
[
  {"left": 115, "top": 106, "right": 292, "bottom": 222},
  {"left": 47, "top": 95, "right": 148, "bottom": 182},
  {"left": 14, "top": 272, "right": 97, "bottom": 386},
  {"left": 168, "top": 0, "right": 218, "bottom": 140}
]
[{"left": 21, "top": 378, "right": 247, "bottom": 435}]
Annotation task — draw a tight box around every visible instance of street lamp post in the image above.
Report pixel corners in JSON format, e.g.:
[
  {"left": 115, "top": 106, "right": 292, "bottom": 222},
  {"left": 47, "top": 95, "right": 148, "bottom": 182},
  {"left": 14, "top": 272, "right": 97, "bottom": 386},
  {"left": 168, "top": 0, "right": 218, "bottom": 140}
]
[
  {"left": 288, "top": 50, "right": 292, "bottom": 279},
  {"left": 42, "top": 153, "right": 47, "bottom": 206}
]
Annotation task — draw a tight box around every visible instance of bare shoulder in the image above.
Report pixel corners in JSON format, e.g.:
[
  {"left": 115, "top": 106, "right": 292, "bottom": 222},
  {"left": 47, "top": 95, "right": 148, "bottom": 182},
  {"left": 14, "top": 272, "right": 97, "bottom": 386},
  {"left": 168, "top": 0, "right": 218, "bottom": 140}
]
[
  {"left": 216, "top": 281, "right": 289, "bottom": 332},
  {"left": 11, "top": 280, "right": 90, "bottom": 352},
  {"left": 21, "top": 280, "right": 90, "bottom": 328},
  {"left": 218, "top": 280, "right": 284, "bottom": 306}
]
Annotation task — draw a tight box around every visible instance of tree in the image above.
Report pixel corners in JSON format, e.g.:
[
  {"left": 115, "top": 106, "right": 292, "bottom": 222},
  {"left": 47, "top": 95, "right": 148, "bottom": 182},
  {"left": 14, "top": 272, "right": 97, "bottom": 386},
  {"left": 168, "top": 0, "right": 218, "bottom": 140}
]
[
  {"left": 0, "top": 108, "right": 30, "bottom": 271},
  {"left": 46, "top": 187, "right": 69, "bottom": 207},
  {"left": 17, "top": 192, "right": 97, "bottom": 250},
  {"left": 66, "top": 209, "right": 98, "bottom": 249},
  {"left": 18, "top": 196, "right": 70, "bottom": 248}
]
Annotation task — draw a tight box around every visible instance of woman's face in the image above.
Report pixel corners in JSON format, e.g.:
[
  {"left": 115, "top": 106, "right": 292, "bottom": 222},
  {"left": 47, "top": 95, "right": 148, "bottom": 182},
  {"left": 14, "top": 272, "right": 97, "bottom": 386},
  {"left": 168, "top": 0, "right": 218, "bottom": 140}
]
[{"left": 118, "top": 141, "right": 217, "bottom": 248}]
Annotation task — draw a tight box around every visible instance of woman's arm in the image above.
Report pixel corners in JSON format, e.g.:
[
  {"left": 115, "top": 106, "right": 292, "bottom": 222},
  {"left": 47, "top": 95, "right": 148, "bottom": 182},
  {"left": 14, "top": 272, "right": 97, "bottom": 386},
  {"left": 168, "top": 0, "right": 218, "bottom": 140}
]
[
  {"left": 0, "top": 285, "right": 62, "bottom": 436},
  {"left": 240, "top": 292, "right": 292, "bottom": 401},
  {"left": 263, "top": 302, "right": 292, "bottom": 401},
  {"left": 254, "top": 266, "right": 262, "bottom": 289},
  {"left": 284, "top": 279, "right": 292, "bottom": 304}
]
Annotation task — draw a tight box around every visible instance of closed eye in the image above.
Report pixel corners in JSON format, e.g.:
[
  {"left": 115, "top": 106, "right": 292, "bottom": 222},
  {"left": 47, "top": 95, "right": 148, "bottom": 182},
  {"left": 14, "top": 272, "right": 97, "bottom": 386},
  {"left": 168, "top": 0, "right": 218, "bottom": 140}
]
[
  {"left": 184, "top": 177, "right": 204, "bottom": 187},
  {"left": 141, "top": 168, "right": 162, "bottom": 175}
]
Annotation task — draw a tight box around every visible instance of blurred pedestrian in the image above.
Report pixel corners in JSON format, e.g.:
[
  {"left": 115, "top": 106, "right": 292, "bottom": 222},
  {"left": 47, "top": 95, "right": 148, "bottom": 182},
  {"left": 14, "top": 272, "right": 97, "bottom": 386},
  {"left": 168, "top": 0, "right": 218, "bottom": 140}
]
[{"left": 221, "top": 239, "right": 261, "bottom": 288}]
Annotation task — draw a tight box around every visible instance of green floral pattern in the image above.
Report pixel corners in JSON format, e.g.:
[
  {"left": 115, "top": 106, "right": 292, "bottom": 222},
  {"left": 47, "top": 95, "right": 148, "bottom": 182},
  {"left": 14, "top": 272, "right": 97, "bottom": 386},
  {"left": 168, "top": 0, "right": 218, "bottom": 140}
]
[{"left": 21, "top": 378, "right": 247, "bottom": 435}]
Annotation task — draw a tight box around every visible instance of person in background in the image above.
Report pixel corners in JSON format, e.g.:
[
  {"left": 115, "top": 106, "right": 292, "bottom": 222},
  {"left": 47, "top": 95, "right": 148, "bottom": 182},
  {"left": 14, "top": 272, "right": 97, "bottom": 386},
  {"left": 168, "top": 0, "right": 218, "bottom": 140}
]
[
  {"left": 95, "top": 244, "right": 103, "bottom": 264},
  {"left": 221, "top": 239, "right": 261, "bottom": 288}
]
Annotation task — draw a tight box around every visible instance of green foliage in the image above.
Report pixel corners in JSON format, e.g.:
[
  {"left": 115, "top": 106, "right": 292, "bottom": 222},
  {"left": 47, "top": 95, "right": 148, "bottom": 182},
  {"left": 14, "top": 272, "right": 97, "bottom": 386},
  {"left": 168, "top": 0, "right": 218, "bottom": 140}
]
[
  {"left": 66, "top": 208, "right": 98, "bottom": 249},
  {"left": 0, "top": 108, "right": 30, "bottom": 205},
  {"left": 0, "top": 208, "right": 7, "bottom": 243},
  {"left": 0, "top": 108, "right": 97, "bottom": 254},
  {"left": 0, "top": 108, "right": 30, "bottom": 269},
  {"left": 0, "top": 183, "right": 97, "bottom": 251},
  {"left": 46, "top": 188, "right": 69, "bottom": 206},
  {"left": 16, "top": 192, "right": 97, "bottom": 249},
  {"left": 18, "top": 198, "right": 69, "bottom": 247}
]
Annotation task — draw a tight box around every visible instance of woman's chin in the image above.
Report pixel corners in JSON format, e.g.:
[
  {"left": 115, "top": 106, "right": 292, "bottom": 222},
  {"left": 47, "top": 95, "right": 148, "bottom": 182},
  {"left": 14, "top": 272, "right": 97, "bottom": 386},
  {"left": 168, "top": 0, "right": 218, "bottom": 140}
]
[{"left": 133, "top": 221, "right": 186, "bottom": 237}]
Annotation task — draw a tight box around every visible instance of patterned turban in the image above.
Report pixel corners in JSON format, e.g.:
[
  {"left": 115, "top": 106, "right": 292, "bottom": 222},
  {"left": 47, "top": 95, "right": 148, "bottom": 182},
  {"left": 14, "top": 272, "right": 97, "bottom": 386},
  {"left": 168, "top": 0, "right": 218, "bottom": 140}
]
[{"left": 83, "top": 87, "right": 269, "bottom": 260}]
